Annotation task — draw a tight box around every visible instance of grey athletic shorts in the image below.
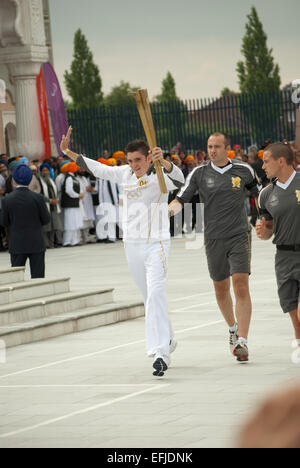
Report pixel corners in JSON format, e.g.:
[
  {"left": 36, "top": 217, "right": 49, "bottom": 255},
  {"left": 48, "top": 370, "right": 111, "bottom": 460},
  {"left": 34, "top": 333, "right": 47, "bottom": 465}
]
[
  {"left": 205, "top": 232, "right": 252, "bottom": 282},
  {"left": 275, "top": 250, "right": 300, "bottom": 314}
]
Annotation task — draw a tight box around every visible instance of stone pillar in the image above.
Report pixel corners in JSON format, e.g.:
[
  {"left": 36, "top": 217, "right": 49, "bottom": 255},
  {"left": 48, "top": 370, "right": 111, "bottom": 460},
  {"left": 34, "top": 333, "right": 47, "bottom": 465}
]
[
  {"left": 8, "top": 61, "right": 46, "bottom": 158},
  {"left": 0, "top": 0, "right": 49, "bottom": 160}
]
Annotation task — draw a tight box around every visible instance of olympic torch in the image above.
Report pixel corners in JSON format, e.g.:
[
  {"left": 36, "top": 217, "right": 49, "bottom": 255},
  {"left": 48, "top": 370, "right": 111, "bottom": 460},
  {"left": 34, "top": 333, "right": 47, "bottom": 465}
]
[{"left": 134, "top": 89, "right": 168, "bottom": 194}]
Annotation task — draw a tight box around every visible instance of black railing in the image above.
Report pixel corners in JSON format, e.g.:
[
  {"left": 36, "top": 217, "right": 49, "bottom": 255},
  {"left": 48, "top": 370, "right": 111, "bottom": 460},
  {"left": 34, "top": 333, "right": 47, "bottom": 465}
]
[{"left": 67, "top": 91, "right": 296, "bottom": 156}]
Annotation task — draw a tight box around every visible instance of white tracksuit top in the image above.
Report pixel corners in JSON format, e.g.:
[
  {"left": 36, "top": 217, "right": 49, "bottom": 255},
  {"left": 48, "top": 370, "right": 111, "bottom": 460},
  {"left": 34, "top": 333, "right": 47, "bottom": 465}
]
[{"left": 77, "top": 155, "right": 185, "bottom": 243}]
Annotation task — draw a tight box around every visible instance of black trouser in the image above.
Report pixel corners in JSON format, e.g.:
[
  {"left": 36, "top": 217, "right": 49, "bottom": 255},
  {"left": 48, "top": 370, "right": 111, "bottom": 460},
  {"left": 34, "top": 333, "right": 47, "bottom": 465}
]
[
  {"left": 185, "top": 195, "right": 202, "bottom": 234},
  {"left": 169, "top": 190, "right": 184, "bottom": 237},
  {"left": 10, "top": 252, "right": 45, "bottom": 278}
]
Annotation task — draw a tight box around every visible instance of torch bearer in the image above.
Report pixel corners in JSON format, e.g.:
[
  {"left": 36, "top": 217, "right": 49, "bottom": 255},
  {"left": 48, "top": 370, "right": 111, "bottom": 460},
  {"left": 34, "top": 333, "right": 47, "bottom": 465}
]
[{"left": 134, "top": 89, "right": 168, "bottom": 194}]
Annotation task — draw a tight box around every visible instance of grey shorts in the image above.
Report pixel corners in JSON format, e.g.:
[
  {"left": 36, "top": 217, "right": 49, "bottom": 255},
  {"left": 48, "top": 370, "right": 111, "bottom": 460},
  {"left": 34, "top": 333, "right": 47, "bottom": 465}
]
[
  {"left": 205, "top": 232, "right": 252, "bottom": 283},
  {"left": 275, "top": 250, "right": 300, "bottom": 314}
]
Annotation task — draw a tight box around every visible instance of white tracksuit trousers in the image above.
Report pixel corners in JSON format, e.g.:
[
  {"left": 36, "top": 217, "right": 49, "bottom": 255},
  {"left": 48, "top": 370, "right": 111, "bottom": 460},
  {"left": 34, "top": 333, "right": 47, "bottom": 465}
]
[{"left": 124, "top": 240, "right": 173, "bottom": 358}]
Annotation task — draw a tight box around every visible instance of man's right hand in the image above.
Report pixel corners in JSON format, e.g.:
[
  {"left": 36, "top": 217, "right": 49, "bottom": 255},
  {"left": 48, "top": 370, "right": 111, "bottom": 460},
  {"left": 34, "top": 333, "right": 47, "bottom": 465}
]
[
  {"left": 60, "top": 126, "right": 72, "bottom": 153},
  {"left": 168, "top": 199, "right": 183, "bottom": 217},
  {"left": 256, "top": 217, "right": 274, "bottom": 240},
  {"left": 50, "top": 199, "right": 59, "bottom": 206},
  {"left": 60, "top": 126, "right": 80, "bottom": 162}
]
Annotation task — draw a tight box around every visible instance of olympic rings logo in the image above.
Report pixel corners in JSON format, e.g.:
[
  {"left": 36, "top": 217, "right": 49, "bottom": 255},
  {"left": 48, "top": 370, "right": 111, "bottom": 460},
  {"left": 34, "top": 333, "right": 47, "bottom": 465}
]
[{"left": 126, "top": 189, "right": 142, "bottom": 200}]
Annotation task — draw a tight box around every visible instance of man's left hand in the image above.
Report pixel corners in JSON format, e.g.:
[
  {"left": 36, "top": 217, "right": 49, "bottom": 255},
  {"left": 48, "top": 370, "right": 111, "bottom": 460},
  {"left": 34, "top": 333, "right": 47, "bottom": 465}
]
[{"left": 151, "top": 147, "right": 164, "bottom": 164}]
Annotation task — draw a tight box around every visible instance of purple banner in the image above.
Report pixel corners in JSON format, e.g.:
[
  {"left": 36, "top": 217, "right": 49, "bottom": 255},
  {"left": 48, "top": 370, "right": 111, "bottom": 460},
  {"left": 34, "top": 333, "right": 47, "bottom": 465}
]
[{"left": 42, "top": 62, "right": 68, "bottom": 157}]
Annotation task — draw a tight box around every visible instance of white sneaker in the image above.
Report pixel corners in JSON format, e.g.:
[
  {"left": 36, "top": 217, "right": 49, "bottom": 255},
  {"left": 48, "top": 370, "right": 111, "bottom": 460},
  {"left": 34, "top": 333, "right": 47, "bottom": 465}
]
[
  {"left": 229, "top": 327, "right": 239, "bottom": 354},
  {"left": 233, "top": 339, "right": 249, "bottom": 363}
]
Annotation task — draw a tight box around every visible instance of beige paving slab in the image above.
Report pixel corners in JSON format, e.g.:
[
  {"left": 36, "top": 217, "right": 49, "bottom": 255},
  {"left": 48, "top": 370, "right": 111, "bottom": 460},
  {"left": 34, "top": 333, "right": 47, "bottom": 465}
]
[{"left": 0, "top": 236, "right": 299, "bottom": 448}]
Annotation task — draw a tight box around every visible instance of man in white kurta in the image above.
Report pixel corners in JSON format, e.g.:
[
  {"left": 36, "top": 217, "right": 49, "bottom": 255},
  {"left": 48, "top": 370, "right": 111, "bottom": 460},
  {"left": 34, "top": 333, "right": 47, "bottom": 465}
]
[
  {"left": 77, "top": 169, "right": 96, "bottom": 244},
  {"left": 95, "top": 178, "right": 119, "bottom": 243},
  {"left": 62, "top": 171, "right": 84, "bottom": 247},
  {"left": 60, "top": 130, "right": 185, "bottom": 376}
]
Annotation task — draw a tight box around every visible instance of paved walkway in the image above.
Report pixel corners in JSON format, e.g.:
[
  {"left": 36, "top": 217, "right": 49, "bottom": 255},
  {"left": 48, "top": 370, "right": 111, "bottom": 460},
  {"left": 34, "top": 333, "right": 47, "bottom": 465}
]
[{"left": 0, "top": 235, "right": 299, "bottom": 448}]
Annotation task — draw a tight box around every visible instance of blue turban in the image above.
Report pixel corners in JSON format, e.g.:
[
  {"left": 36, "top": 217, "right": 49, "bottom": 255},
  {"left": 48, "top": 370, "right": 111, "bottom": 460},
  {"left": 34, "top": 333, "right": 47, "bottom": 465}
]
[
  {"left": 0, "top": 160, "right": 8, "bottom": 167},
  {"left": 12, "top": 165, "right": 33, "bottom": 186},
  {"left": 17, "top": 157, "right": 29, "bottom": 167},
  {"left": 40, "top": 163, "right": 51, "bottom": 172}
]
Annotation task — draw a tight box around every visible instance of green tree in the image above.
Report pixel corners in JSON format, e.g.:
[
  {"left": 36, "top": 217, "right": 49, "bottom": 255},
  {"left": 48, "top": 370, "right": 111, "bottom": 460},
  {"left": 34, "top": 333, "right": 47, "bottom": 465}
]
[
  {"left": 64, "top": 29, "right": 103, "bottom": 109},
  {"left": 153, "top": 73, "right": 188, "bottom": 147},
  {"left": 63, "top": 99, "right": 72, "bottom": 110},
  {"left": 220, "top": 87, "right": 236, "bottom": 97},
  {"left": 103, "top": 82, "right": 144, "bottom": 151},
  {"left": 155, "top": 72, "right": 179, "bottom": 102},
  {"left": 104, "top": 81, "right": 139, "bottom": 107},
  {"left": 237, "top": 7, "right": 281, "bottom": 94}
]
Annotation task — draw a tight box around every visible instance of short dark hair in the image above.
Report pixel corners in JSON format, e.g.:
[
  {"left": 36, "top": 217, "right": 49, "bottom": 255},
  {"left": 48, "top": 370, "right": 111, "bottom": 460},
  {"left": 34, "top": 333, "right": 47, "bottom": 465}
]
[
  {"left": 265, "top": 143, "right": 294, "bottom": 166},
  {"left": 125, "top": 140, "right": 150, "bottom": 157},
  {"left": 209, "top": 132, "right": 231, "bottom": 147}
]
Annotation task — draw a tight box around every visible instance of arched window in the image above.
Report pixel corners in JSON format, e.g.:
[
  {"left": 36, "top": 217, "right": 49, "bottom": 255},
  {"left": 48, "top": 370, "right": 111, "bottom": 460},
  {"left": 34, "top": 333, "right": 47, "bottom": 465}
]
[{"left": 5, "top": 122, "right": 16, "bottom": 158}]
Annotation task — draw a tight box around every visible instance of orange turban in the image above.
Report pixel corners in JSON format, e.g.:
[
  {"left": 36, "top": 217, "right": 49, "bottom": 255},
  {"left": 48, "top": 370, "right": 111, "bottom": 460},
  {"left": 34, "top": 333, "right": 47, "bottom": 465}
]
[
  {"left": 113, "top": 151, "right": 125, "bottom": 160},
  {"left": 60, "top": 163, "right": 71, "bottom": 173},
  {"left": 258, "top": 150, "right": 264, "bottom": 160},
  {"left": 184, "top": 155, "right": 195, "bottom": 163},
  {"left": 107, "top": 158, "right": 117, "bottom": 166},
  {"left": 97, "top": 158, "right": 110, "bottom": 166},
  {"left": 171, "top": 155, "right": 179, "bottom": 160},
  {"left": 227, "top": 150, "right": 236, "bottom": 159},
  {"left": 66, "top": 162, "right": 80, "bottom": 173}
]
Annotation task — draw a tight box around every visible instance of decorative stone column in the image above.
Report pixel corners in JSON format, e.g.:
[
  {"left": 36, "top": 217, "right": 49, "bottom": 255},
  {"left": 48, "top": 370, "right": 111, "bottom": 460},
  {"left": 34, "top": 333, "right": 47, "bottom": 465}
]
[{"left": 0, "top": 0, "right": 49, "bottom": 159}]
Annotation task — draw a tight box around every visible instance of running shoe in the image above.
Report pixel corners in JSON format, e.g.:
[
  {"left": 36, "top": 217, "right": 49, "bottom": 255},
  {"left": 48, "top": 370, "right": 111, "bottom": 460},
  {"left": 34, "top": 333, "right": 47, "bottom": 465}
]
[
  {"left": 229, "top": 328, "right": 239, "bottom": 355},
  {"left": 153, "top": 356, "right": 170, "bottom": 377},
  {"left": 233, "top": 340, "right": 249, "bottom": 363}
]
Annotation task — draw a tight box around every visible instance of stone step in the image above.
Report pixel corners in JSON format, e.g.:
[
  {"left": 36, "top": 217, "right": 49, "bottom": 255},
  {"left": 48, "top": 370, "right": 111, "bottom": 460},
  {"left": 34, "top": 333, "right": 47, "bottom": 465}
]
[
  {"left": 0, "top": 301, "right": 145, "bottom": 348},
  {"left": 0, "top": 267, "right": 25, "bottom": 286},
  {"left": 0, "top": 278, "right": 71, "bottom": 305},
  {"left": 0, "top": 289, "right": 114, "bottom": 326}
]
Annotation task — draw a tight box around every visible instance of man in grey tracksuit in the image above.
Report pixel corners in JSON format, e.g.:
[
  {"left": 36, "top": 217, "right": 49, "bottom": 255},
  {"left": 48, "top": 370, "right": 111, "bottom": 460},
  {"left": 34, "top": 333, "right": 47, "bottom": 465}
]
[
  {"left": 257, "top": 142, "right": 300, "bottom": 345},
  {"left": 169, "top": 132, "right": 259, "bottom": 363}
]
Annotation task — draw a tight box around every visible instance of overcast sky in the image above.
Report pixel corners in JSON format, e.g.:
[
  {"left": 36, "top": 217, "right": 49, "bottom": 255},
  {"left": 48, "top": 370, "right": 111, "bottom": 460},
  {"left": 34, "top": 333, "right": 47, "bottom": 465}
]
[{"left": 48, "top": 0, "right": 300, "bottom": 101}]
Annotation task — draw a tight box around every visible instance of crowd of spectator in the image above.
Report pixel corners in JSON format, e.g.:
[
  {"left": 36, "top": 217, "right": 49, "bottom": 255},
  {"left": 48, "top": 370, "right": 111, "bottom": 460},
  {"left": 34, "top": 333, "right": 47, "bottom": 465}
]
[
  {"left": 167, "top": 138, "right": 300, "bottom": 234},
  {"left": 0, "top": 139, "right": 299, "bottom": 251}
]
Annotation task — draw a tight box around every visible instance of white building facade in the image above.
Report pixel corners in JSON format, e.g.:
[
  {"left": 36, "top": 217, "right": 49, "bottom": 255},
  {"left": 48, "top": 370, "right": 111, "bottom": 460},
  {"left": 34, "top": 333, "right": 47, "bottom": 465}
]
[{"left": 0, "top": 0, "right": 56, "bottom": 159}]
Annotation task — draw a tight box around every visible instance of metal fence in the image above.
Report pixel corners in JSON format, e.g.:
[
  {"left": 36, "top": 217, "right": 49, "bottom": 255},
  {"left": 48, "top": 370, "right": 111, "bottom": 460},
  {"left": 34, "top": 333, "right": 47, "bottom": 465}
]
[{"left": 67, "top": 91, "right": 296, "bottom": 156}]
